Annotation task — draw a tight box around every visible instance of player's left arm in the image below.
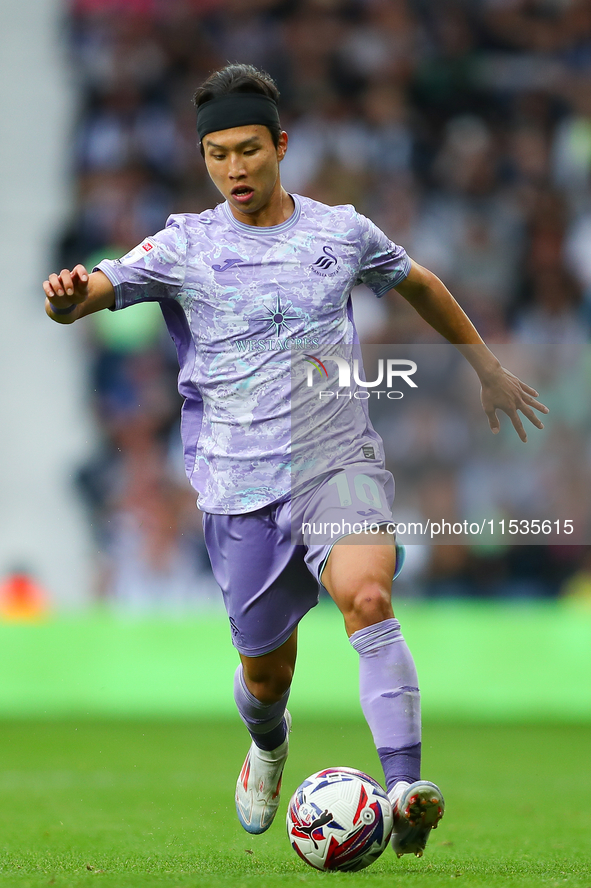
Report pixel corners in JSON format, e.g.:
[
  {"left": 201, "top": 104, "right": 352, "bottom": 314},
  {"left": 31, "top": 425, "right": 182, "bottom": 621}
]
[{"left": 393, "top": 259, "right": 549, "bottom": 442}]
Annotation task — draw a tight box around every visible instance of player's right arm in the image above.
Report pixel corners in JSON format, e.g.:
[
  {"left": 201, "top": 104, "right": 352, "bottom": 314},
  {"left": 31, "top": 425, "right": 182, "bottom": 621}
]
[{"left": 43, "top": 265, "right": 115, "bottom": 325}]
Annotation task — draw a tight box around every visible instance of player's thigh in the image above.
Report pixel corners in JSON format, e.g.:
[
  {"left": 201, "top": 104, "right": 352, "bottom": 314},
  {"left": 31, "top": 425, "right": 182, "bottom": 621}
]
[
  {"left": 321, "top": 530, "right": 397, "bottom": 635},
  {"left": 240, "top": 628, "right": 298, "bottom": 703},
  {"left": 299, "top": 464, "right": 397, "bottom": 633},
  {"left": 202, "top": 507, "right": 319, "bottom": 658}
]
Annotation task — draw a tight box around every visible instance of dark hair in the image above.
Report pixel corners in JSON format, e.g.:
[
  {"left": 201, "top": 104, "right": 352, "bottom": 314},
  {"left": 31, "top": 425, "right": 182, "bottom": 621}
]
[{"left": 193, "top": 64, "right": 282, "bottom": 153}]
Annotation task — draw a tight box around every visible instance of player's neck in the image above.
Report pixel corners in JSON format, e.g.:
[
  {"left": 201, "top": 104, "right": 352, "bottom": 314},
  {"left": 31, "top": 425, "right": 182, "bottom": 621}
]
[{"left": 229, "top": 185, "right": 294, "bottom": 228}]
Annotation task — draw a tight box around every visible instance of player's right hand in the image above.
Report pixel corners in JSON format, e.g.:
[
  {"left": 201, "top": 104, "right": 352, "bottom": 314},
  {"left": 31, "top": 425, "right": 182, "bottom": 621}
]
[{"left": 43, "top": 264, "right": 90, "bottom": 320}]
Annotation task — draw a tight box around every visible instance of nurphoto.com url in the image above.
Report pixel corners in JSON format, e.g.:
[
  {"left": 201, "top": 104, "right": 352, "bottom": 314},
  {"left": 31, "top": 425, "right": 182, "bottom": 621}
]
[{"left": 301, "top": 518, "right": 575, "bottom": 540}]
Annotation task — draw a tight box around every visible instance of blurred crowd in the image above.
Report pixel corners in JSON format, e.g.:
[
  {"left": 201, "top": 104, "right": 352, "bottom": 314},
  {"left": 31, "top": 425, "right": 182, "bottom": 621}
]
[{"left": 60, "top": 0, "right": 591, "bottom": 608}]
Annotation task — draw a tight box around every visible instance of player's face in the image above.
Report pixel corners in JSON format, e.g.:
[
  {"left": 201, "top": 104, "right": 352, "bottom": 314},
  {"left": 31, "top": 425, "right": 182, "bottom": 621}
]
[{"left": 202, "top": 125, "right": 288, "bottom": 220}]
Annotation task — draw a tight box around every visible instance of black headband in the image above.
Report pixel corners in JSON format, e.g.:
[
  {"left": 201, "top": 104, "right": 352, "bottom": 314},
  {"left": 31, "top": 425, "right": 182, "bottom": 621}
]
[{"left": 196, "top": 93, "right": 280, "bottom": 141}]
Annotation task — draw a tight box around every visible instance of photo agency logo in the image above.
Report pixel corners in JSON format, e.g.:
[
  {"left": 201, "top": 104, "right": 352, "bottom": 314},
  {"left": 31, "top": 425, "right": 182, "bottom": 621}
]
[{"left": 303, "top": 354, "right": 418, "bottom": 400}]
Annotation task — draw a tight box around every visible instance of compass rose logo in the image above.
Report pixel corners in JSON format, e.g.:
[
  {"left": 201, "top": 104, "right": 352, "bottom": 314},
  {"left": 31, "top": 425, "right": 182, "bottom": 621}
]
[{"left": 256, "top": 294, "right": 300, "bottom": 337}]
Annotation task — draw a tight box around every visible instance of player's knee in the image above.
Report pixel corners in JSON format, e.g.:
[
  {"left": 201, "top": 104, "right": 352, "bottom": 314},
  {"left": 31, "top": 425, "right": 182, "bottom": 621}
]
[
  {"left": 347, "top": 583, "right": 393, "bottom": 630},
  {"left": 243, "top": 666, "right": 293, "bottom": 704}
]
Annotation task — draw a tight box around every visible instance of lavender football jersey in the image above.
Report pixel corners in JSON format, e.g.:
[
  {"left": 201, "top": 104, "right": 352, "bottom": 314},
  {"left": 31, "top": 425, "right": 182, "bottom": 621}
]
[{"left": 96, "top": 194, "right": 410, "bottom": 513}]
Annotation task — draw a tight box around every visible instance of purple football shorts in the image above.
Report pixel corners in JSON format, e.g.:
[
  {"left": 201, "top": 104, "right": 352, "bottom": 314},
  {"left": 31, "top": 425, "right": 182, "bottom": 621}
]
[{"left": 202, "top": 464, "right": 405, "bottom": 657}]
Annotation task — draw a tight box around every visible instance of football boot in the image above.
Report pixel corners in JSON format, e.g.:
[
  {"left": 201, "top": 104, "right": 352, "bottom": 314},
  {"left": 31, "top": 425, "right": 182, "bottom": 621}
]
[
  {"left": 235, "top": 710, "right": 292, "bottom": 834},
  {"left": 388, "top": 780, "right": 444, "bottom": 858}
]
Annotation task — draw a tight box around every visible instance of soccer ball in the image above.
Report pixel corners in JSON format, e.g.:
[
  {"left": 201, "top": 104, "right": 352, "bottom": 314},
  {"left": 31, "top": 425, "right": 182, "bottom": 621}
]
[{"left": 286, "top": 767, "right": 393, "bottom": 871}]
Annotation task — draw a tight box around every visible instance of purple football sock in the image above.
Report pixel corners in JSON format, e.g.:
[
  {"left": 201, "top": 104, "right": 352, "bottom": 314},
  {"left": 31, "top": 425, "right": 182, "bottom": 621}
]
[
  {"left": 233, "top": 665, "right": 289, "bottom": 752},
  {"left": 349, "top": 618, "right": 421, "bottom": 793}
]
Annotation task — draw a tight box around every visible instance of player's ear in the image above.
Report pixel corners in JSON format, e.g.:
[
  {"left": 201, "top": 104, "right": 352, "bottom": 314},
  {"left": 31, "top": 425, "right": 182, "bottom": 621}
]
[{"left": 277, "top": 131, "right": 288, "bottom": 162}]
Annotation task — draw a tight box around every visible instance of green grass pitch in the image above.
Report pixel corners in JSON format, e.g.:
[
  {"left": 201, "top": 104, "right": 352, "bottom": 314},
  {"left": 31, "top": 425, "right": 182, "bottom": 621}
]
[{"left": 0, "top": 720, "right": 589, "bottom": 887}]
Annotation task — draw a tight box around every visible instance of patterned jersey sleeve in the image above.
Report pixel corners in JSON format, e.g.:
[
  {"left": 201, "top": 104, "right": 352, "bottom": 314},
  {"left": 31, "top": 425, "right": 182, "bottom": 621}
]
[
  {"left": 354, "top": 211, "right": 411, "bottom": 298},
  {"left": 94, "top": 215, "right": 189, "bottom": 310}
]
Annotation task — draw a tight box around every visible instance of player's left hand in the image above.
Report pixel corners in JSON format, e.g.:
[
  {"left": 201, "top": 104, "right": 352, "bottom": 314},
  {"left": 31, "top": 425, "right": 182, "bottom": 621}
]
[{"left": 480, "top": 366, "right": 549, "bottom": 443}]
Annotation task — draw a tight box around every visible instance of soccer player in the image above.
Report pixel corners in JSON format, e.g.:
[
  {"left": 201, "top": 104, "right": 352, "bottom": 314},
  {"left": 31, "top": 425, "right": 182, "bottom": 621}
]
[{"left": 43, "top": 64, "right": 548, "bottom": 859}]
